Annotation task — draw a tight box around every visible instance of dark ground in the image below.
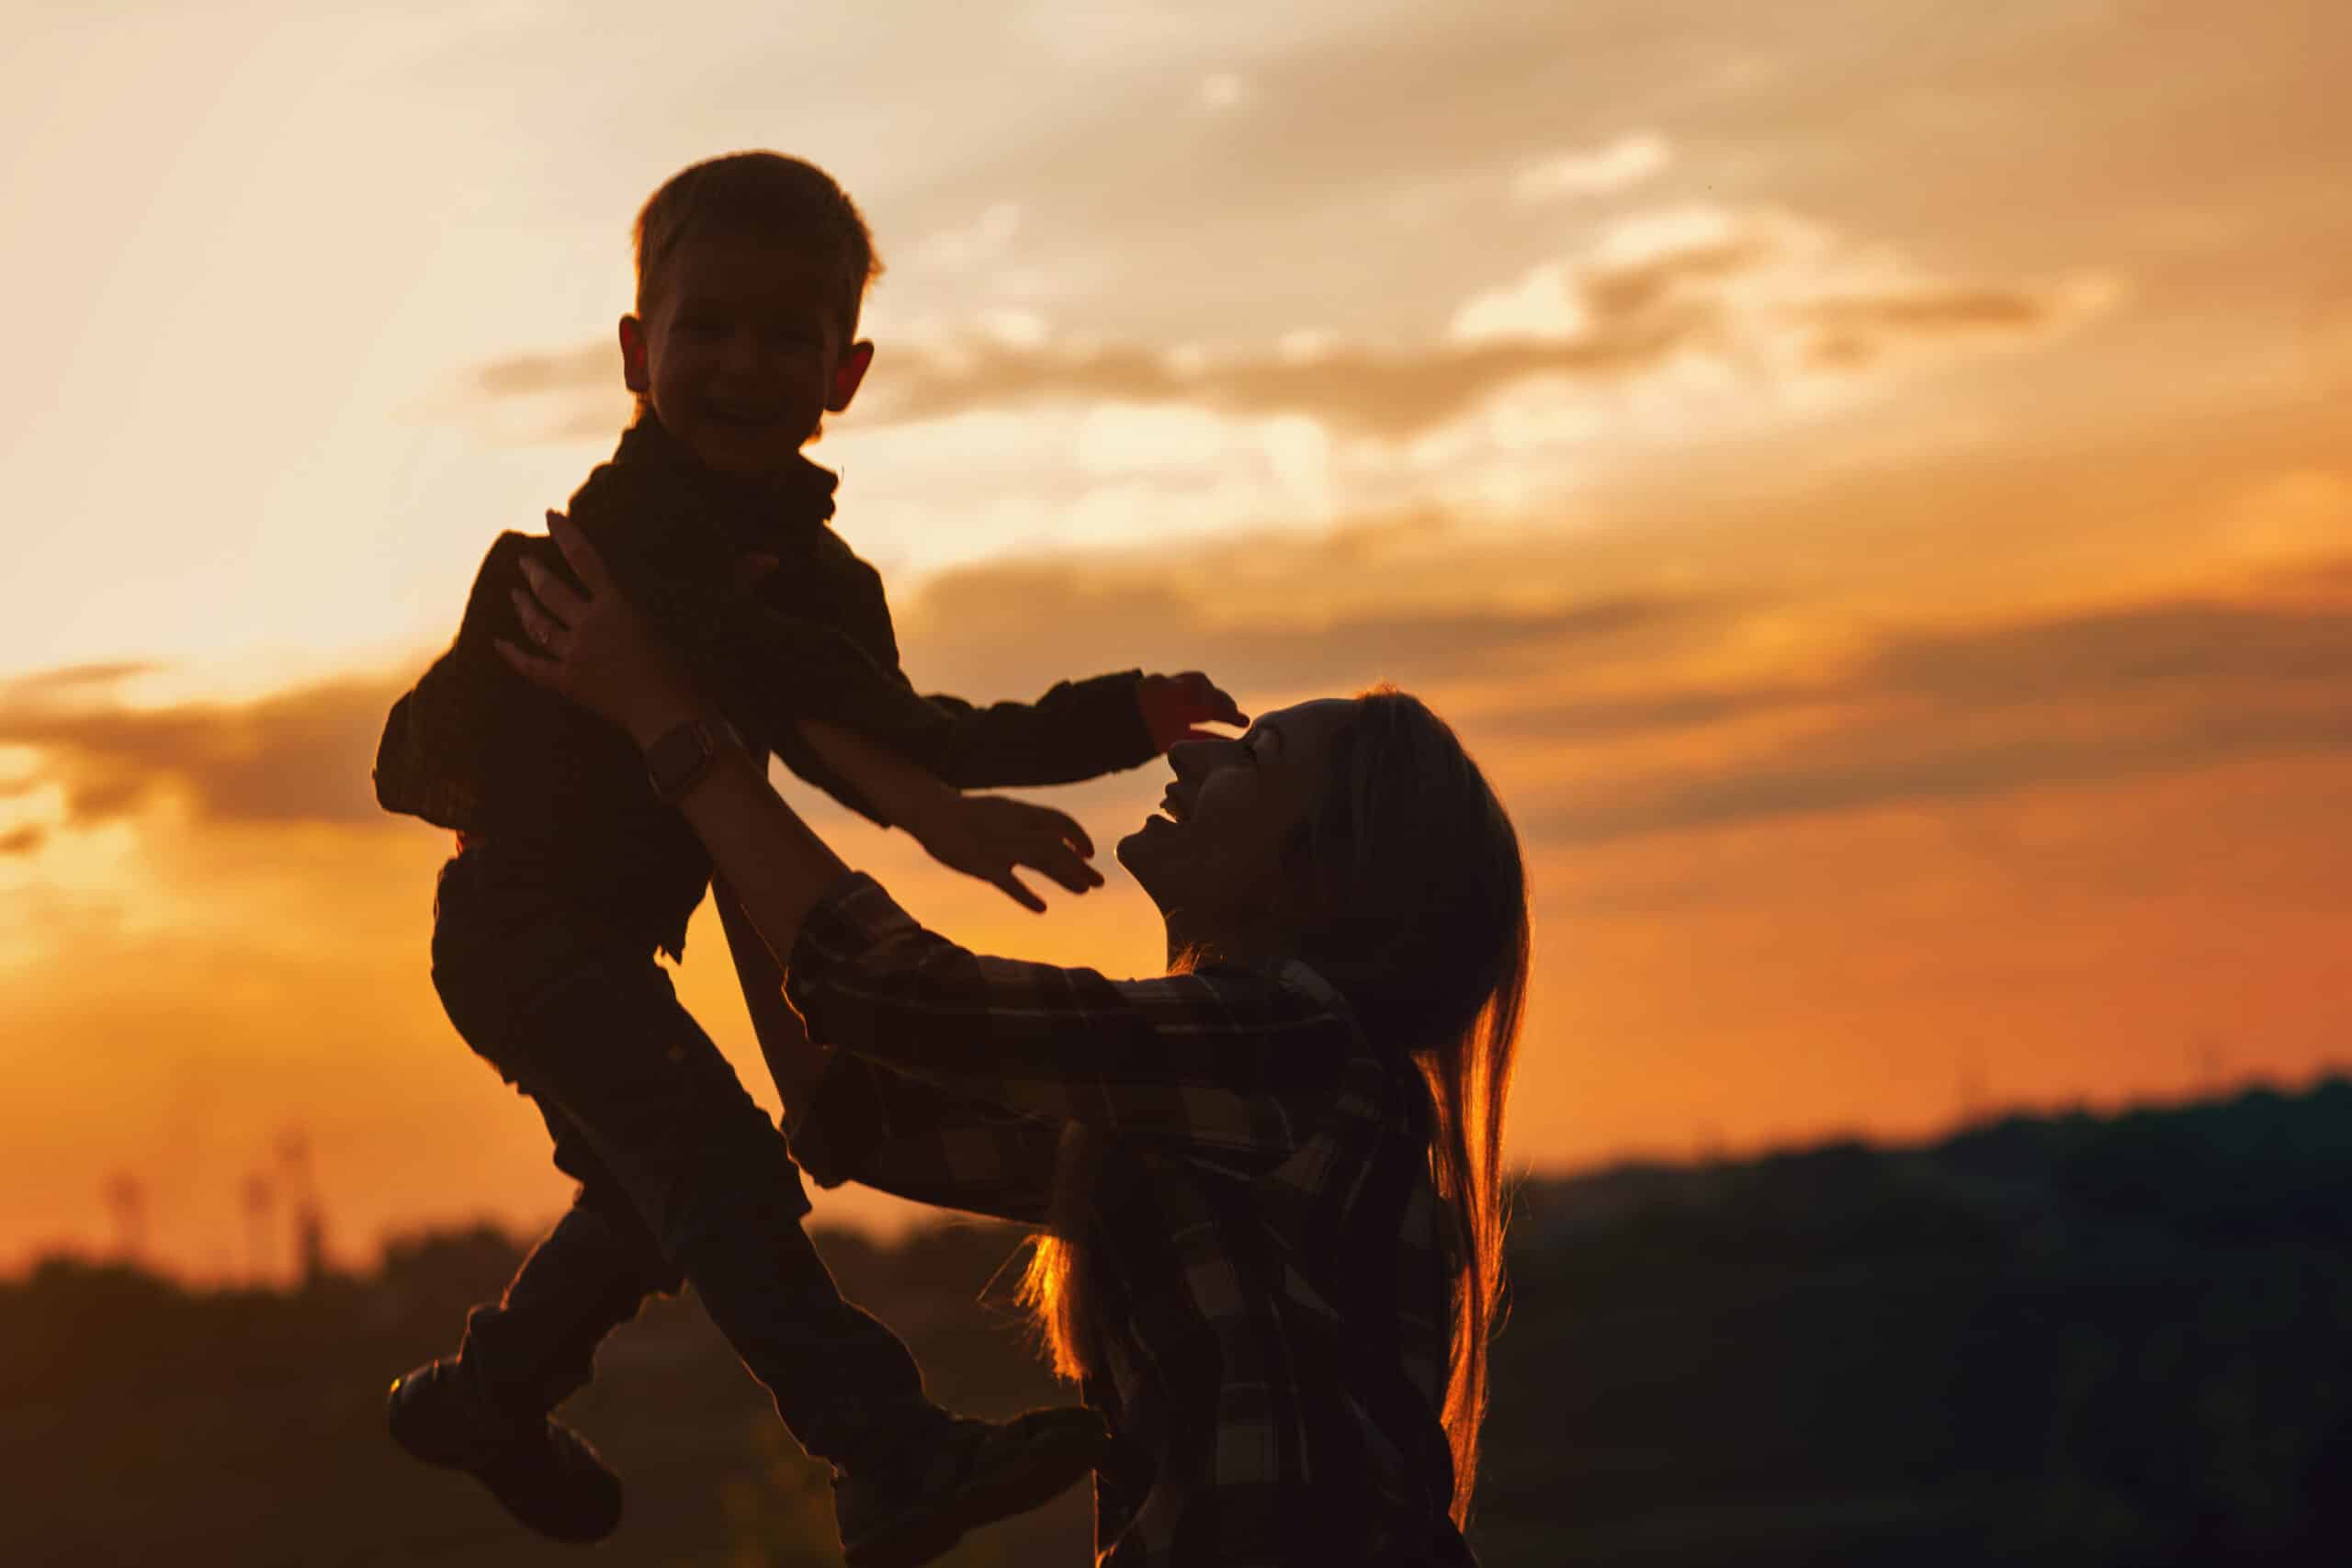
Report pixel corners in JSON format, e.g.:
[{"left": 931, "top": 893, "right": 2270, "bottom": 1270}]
[{"left": 6, "top": 1079, "right": 2350, "bottom": 1565}]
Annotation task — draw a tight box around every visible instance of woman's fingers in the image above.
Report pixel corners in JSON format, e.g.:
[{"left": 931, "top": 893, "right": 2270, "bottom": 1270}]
[
  {"left": 545, "top": 509, "right": 619, "bottom": 599},
  {"left": 516, "top": 554, "right": 589, "bottom": 626},
  {"left": 494, "top": 638, "right": 561, "bottom": 690},
  {"left": 510, "top": 585, "right": 572, "bottom": 656}
]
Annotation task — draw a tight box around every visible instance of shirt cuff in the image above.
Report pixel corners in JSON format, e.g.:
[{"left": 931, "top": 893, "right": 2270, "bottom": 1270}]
[
  {"left": 1089, "top": 669, "right": 1160, "bottom": 772},
  {"left": 786, "top": 868, "right": 891, "bottom": 980},
  {"left": 782, "top": 1050, "right": 882, "bottom": 1190}
]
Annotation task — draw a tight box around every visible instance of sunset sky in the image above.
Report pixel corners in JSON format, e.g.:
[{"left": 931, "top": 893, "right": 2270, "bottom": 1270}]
[{"left": 5, "top": 0, "right": 2347, "bottom": 1281}]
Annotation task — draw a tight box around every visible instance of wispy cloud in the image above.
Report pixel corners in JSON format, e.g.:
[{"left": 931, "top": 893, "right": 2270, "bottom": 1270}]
[
  {"left": 9, "top": 525, "right": 2337, "bottom": 864},
  {"left": 0, "top": 667, "right": 402, "bottom": 832},
  {"left": 1535, "top": 585, "right": 2352, "bottom": 843},
  {"left": 1512, "top": 132, "right": 1671, "bottom": 201},
  {"left": 469, "top": 203, "right": 2104, "bottom": 449}
]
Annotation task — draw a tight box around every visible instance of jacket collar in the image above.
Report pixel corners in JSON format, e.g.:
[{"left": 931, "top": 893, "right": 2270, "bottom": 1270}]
[{"left": 613, "top": 414, "right": 840, "bottom": 530}]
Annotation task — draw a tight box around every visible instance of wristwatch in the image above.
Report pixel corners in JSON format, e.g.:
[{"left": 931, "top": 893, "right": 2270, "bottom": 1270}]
[{"left": 644, "top": 717, "right": 745, "bottom": 804}]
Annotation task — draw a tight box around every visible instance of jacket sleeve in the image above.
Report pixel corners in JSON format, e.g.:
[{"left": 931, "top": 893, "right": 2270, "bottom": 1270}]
[
  {"left": 560, "top": 496, "right": 958, "bottom": 826},
  {"left": 831, "top": 553, "right": 1160, "bottom": 791},
  {"left": 785, "top": 873, "right": 1361, "bottom": 1167},
  {"left": 786, "top": 1053, "right": 1061, "bottom": 1224},
  {"left": 371, "top": 533, "right": 540, "bottom": 830}
]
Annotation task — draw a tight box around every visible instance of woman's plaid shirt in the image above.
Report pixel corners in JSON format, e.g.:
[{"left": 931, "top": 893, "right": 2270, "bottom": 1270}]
[{"left": 784, "top": 873, "right": 1475, "bottom": 1567}]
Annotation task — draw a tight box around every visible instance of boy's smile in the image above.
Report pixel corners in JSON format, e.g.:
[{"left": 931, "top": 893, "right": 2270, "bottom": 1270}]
[{"left": 620, "top": 234, "right": 873, "bottom": 479}]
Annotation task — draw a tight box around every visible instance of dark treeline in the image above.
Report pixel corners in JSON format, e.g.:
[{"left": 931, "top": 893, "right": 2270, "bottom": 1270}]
[{"left": 6, "top": 1080, "right": 2349, "bottom": 1565}]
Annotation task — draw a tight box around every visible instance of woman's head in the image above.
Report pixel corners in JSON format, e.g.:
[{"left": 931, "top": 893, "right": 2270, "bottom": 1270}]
[
  {"left": 1120, "top": 688, "right": 1526, "bottom": 1049},
  {"left": 1113, "top": 687, "right": 1530, "bottom": 1521}
]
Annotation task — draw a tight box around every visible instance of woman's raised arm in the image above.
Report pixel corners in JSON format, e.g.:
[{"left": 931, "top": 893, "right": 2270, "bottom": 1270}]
[{"left": 497, "top": 513, "right": 1358, "bottom": 1165}]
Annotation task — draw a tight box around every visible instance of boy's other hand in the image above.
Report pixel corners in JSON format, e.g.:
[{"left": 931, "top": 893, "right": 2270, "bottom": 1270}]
[
  {"left": 915, "top": 795, "right": 1103, "bottom": 913},
  {"left": 1138, "top": 671, "right": 1248, "bottom": 751}
]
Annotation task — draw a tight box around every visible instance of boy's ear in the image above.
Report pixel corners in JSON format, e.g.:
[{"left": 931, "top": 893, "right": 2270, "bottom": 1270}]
[
  {"left": 618, "top": 315, "right": 650, "bottom": 394},
  {"left": 829, "top": 341, "right": 874, "bottom": 412}
]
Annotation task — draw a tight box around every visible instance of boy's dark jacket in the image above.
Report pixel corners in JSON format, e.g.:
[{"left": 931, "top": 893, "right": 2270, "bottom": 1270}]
[{"left": 374, "top": 417, "right": 1156, "bottom": 958}]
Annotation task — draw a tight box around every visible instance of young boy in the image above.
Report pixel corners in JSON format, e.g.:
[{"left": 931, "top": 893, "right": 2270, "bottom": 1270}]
[{"left": 374, "top": 152, "right": 1239, "bottom": 1567}]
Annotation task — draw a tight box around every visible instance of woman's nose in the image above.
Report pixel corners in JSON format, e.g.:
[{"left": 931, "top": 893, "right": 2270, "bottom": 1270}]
[{"left": 1167, "top": 736, "right": 1238, "bottom": 781}]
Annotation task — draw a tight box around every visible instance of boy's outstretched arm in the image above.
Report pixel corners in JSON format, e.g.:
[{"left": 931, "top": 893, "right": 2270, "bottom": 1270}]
[
  {"left": 795, "top": 719, "right": 1103, "bottom": 913},
  {"left": 826, "top": 554, "right": 1247, "bottom": 790}
]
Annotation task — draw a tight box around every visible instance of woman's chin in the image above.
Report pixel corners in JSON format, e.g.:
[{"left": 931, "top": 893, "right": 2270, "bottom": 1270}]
[{"left": 1115, "top": 821, "right": 1181, "bottom": 908}]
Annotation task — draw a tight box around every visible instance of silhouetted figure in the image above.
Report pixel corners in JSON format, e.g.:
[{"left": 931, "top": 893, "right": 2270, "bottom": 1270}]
[{"left": 373, "top": 151, "right": 1236, "bottom": 1565}]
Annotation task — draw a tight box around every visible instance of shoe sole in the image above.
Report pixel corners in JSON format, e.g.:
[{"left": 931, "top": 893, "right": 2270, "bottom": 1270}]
[
  {"left": 388, "top": 1373, "right": 622, "bottom": 1546},
  {"left": 843, "top": 1416, "right": 1110, "bottom": 1568}
]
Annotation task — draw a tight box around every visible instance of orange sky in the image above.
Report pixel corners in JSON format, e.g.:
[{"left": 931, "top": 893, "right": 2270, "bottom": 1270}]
[{"left": 4, "top": 0, "right": 2348, "bottom": 1281}]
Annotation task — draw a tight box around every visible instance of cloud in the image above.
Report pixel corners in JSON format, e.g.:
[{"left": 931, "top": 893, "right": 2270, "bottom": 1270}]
[
  {"left": 1196, "top": 73, "right": 1248, "bottom": 112},
  {"left": 13, "top": 516, "right": 2335, "bottom": 873},
  {"left": 1481, "top": 682, "right": 1817, "bottom": 741},
  {"left": 467, "top": 203, "right": 2101, "bottom": 449},
  {"left": 474, "top": 342, "right": 614, "bottom": 400},
  {"left": 0, "top": 660, "right": 165, "bottom": 696},
  {"left": 888, "top": 545, "right": 1704, "bottom": 704},
  {"left": 1798, "top": 276, "right": 2120, "bottom": 369},
  {"left": 0, "top": 668, "right": 406, "bottom": 833},
  {"left": 1512, "top": 132, "right": 1671, "bottom": 201},
  {"left": 910, "top": 202, "right": 1023, "bottom": 272},
  {"left": 882, "top": 524, "right": 2352, "bottom": 855},
  {"left": 1543, "top": 702, "right": 2352, "bottom": 845},
  {"left": 1533, "top": 583, "right": 2352, "bottom": 844}
]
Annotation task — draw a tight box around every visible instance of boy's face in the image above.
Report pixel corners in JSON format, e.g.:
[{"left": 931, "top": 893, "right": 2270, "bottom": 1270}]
[{"left": 620, "top": 234, "right": 873, "bottom": 478}]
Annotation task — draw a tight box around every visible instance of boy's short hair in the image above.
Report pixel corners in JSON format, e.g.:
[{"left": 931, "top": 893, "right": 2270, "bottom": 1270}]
[{"left": 632, "top": 152, "right": 882, "bottom": 340}]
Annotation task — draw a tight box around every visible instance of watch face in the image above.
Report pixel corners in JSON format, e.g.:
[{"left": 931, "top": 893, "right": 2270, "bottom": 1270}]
[{"left": 647, "top": 722, "right": 714, "bottom": 801}]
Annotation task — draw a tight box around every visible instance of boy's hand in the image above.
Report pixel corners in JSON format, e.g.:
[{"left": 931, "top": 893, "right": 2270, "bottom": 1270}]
[
  {"left": 914, "top": 794, "right": 1104, "bottom": 913},
  {"left": 1138, "top": 671, "right": 1248, "bottom": 751}
]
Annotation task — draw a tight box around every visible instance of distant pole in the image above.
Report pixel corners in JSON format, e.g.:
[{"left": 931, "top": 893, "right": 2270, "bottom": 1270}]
[
  {"left": 1956, "top": 1047, "right": 1988, "bottom": 1128},
  {"left": 103, "top": 1172, "right": 147, "bottom": 1265},
  {"left": 2197, "top": 1037, "right": 2228, "bottom": 1099},
  {"left": 276, "top": 1128, "right": 329, "bottom": 1285},
  {"left": 243, "top": 1173, "right": 277, "bottom": 1287}
]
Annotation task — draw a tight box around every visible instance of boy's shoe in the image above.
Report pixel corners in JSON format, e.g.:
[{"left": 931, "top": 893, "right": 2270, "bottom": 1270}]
[
  {"left": 386, "top": 1358, "right": 624, "bottom": 1544},
  {"left": 835, "top": 1406, "right": 1114, "bottom": 1568}
]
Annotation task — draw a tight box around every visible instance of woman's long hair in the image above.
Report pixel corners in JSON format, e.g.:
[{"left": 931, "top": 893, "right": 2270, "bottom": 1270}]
[{"left": 1021, "top": 687, "right": 1530, "bottom": 1527}]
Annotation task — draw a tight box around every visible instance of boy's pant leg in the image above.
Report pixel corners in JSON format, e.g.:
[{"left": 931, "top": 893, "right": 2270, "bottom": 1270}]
[
  {"left": 432, "top": 890, "right": 681, "bottom": 1419},
  {"left": 455, "top": 1176, "right": 682, "bottom": 1417},
  {"left": 444, "top": 929, "right": 944, "bottom": 1470}
]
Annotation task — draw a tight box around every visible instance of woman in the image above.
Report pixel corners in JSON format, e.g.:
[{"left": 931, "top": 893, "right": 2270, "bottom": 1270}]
[{"left": 500, "top": 515, "right": 1529, "bottom": 1565}]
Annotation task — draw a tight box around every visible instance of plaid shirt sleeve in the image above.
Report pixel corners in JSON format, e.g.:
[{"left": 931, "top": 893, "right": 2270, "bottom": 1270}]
[
  {"left": 785, "top": 1052, "right": 1062, "bottom": 1224},
  {"left": 784, "top": 873, "right": 1359, "bottom": 1166}
]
